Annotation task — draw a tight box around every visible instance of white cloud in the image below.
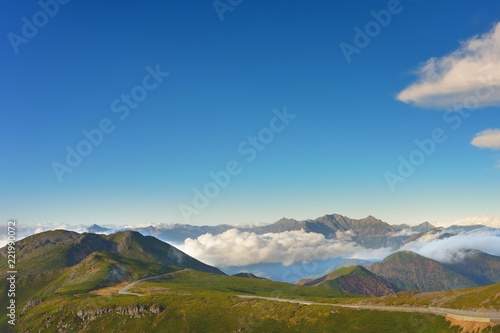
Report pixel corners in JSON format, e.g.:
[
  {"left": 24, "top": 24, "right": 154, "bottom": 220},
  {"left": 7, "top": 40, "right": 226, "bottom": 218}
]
[
  {"left": 471, "top": 129, "right": 500, "bottom": 150},
  {"left": 397, "top": 22, "right": 500, "bottom": 109},
  {"left": 0, "top": 223, "right": 106, "bottom": 248},
  {"left": 402, "top": 228, "right": 500, "bottom": 263},
  {"left": 124, "top": 223, "right": 156, "bottom": 228},
  {"left": 335, "top": 230, "right": 356, "bottom": 241},
  {"left": 177, "top": 229, "right": 392, "bottom": 267},
  {"left": 406, "top": 229, "right": 445, "bottom": 243},
  {"left": 390, "top": 229, "right": 420, "bottom": 237},
  {"left": 435, "top": 215, "right": 500, "bottom": 228}
]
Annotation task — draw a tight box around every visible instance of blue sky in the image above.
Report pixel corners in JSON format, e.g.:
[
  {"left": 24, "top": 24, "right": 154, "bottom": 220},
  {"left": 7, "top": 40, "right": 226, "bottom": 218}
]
[{"left": 1, "top": 0, "right": 500, "bottom": 227}]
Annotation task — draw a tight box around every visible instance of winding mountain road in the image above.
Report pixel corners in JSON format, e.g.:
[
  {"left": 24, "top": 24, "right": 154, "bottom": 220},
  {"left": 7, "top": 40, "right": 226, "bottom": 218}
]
[
  {"left": 118, "top": 269, "right": 187, "bottom": 296},
  {"left": 236, "top": 295, "right": 500, "bottom": 323},
  {"left": 117, "top": 273, "right": 499, "bottom": 324}
]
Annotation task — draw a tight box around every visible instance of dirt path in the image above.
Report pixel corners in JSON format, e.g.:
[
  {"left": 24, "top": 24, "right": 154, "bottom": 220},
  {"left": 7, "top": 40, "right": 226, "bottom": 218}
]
[
  {"left": 235, "top": 295, "right": 500, "bottom": 323},
  {"left": 90, "top": 281, "right": 130, "bottom": 296},
  {"left": 118, "top": 269, "right": 187, "bottom": 296}
]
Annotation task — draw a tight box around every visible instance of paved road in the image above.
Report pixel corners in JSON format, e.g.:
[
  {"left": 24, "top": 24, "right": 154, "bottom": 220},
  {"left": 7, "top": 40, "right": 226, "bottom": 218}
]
[
  {"left": 118, "top": 269, "right": 187, "bottom": 296},
  {"left": 236, "top": 295, "right": 500, "bottom": 323}
]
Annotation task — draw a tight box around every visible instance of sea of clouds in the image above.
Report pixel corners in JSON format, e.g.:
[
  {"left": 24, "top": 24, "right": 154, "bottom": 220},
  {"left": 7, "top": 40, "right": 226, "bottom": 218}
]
[
  {"left": 177, "top": 229, "right": 393, "bottom": 267},
  {"left": 1, "top": 217, "right": 499, "bottom": 273},
  {"left": 176, "top": 226, "right": 500, "bottom": 268}
]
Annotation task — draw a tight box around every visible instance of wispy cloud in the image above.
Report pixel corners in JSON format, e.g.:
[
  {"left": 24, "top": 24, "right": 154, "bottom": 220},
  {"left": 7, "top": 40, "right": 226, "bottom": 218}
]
[
  {"left": 177, "top": 229, "right": 392, "bottom": 267},
  {"left": 471, "top": 129, "right": 500, "bottom": 166},
  {"left": 471, "top": 128, "right": 500, "bottom": 164},
  {"left": 0, "top": 223, "right": 91, "bottom": 248},
  {"left": 397, "top": 22, "right": 500, "bottom": 109}
]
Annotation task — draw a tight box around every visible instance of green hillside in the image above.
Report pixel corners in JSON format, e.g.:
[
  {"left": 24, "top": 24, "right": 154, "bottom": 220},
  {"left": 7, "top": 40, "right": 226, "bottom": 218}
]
[
  {"left": 4, "top": 269, "right": 461, "bottom": 333},
  {"left": 12, "top": 294, "right": 461, "bottom": 333},
  {"left": 129, "top": 268, "right": 353, "bottom": 299},
  {"left": 444, "top": 249, "right": 500, "bottom": 285},
  {"left": 54, "top": 252, "right": 179, "bottom": 294},
  {"left": 0, "top": 230, "right": 223, "bottom": 314},
  {"left": 366, "top": 251, "right": 477, "bottom": 291},
  {"left": 0, "top": 251, "right": 179, "bottom": 309},
  {"left": 300, "top": 265, "right": 399, "bottom": 296},
  {"left": 0, "top": 230, "right": 223, "bottom": 277},
  {"left": 353, "top": 283, "right": 500, "bottom": 312}
]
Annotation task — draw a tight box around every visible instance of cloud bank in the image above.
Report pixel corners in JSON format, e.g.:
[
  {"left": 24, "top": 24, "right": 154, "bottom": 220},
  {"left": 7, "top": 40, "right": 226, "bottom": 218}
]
[
  {"left": 177, "top": 229, "right": 392, "bottom": 267},
  {"left": 397, "top": 22, "right": 500, "bottom": 109},
  {"left": 402, "top": 227, "right": 500, "bottom": 263},
  {"left": 435, "top": 215, "right": 500, "bottom": 228}
]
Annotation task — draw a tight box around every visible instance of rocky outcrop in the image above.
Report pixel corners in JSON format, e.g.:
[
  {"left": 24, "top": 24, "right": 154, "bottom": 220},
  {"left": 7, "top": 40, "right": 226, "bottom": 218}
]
[{"left": 76, "top": 304, "right": 164, "bottom": 323}]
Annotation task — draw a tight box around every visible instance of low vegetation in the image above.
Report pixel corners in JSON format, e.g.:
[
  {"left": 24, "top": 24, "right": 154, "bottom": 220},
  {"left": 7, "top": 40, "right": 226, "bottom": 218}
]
[
  {"left": 6, "top": 279, "right": 462, "bottom": 333},
  {"left": 347, "top": 283, "right": 500, "bottom": 311}
]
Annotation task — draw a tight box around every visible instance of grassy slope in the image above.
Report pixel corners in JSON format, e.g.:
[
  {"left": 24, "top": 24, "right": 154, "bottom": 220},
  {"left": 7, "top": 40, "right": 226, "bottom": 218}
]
[
  {"left": 107, "top": 231, "right": 224, "bottom": 275},
  {"left": 367, "top": 251, "right": 477, "bottom": 291},
  {"left": 348, "top": 283, "right": 500, "bottom": 311},
  {"left": 10, "top": 270, "right": 464, "bottom": 333},
  {"left": 54, "top": 252, "right": 179, "bottom": 294},
  {"left": 130, "top": 269, "right": 353, "bottom": 299},
  {"left": 0, "top": 252, "right": 179, "bottom": 317},
  {"left": 15, "top": 294, "right": 463, "bottom": 333},
  {"left": 0, "top": 230, "right": 224, "bottom": 278},
  {"left": 302, "top": 266, "right": 398, "bottom": 296}
]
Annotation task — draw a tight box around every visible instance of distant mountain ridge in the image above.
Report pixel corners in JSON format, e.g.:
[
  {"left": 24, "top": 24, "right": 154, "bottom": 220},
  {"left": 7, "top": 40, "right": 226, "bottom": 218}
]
[
  {"left": 87, "top": 224, "right": 111, "bottom": 233},
  {"left": 312, "top": 259, "right": 373, "bottom": 279},
  {"left": 232, "top": 272, "right": 266, "bottom": 280},
  {"left": 86, "top": 213, "right": 437, "bottom": 249}
]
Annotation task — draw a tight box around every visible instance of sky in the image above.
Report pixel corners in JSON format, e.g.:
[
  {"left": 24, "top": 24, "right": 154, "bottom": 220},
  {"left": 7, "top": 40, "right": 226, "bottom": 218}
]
[{"left": 1, "top": 0, "right": 500, "bottom": 227}]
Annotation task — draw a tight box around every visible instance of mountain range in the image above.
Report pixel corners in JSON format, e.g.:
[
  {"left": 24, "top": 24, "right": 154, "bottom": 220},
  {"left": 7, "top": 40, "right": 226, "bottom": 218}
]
[
  {"left": 5, "top": 212, "right": 498, "bottom": 285},
  {"left": 109, "top": 214, "right": 437, "bottom": 249},
  {"left": 296, "top": 249, "right": 500, "bottom": 294},
  {"left": 3, "top": 229, "right": 499, "bottom": 298},
  {"left": 9, "top": 213, "right": 496, "bottom": 256}
]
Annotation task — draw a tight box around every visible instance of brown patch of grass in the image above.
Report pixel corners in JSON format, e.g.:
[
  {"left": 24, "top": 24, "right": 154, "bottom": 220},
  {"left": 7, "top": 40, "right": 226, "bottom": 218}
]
[
  {"left": 89, "top": 281, "right": 130, "bottom": 296},
  {"left": 445, "top": 316, "right": 497, "bottom": 333}
]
